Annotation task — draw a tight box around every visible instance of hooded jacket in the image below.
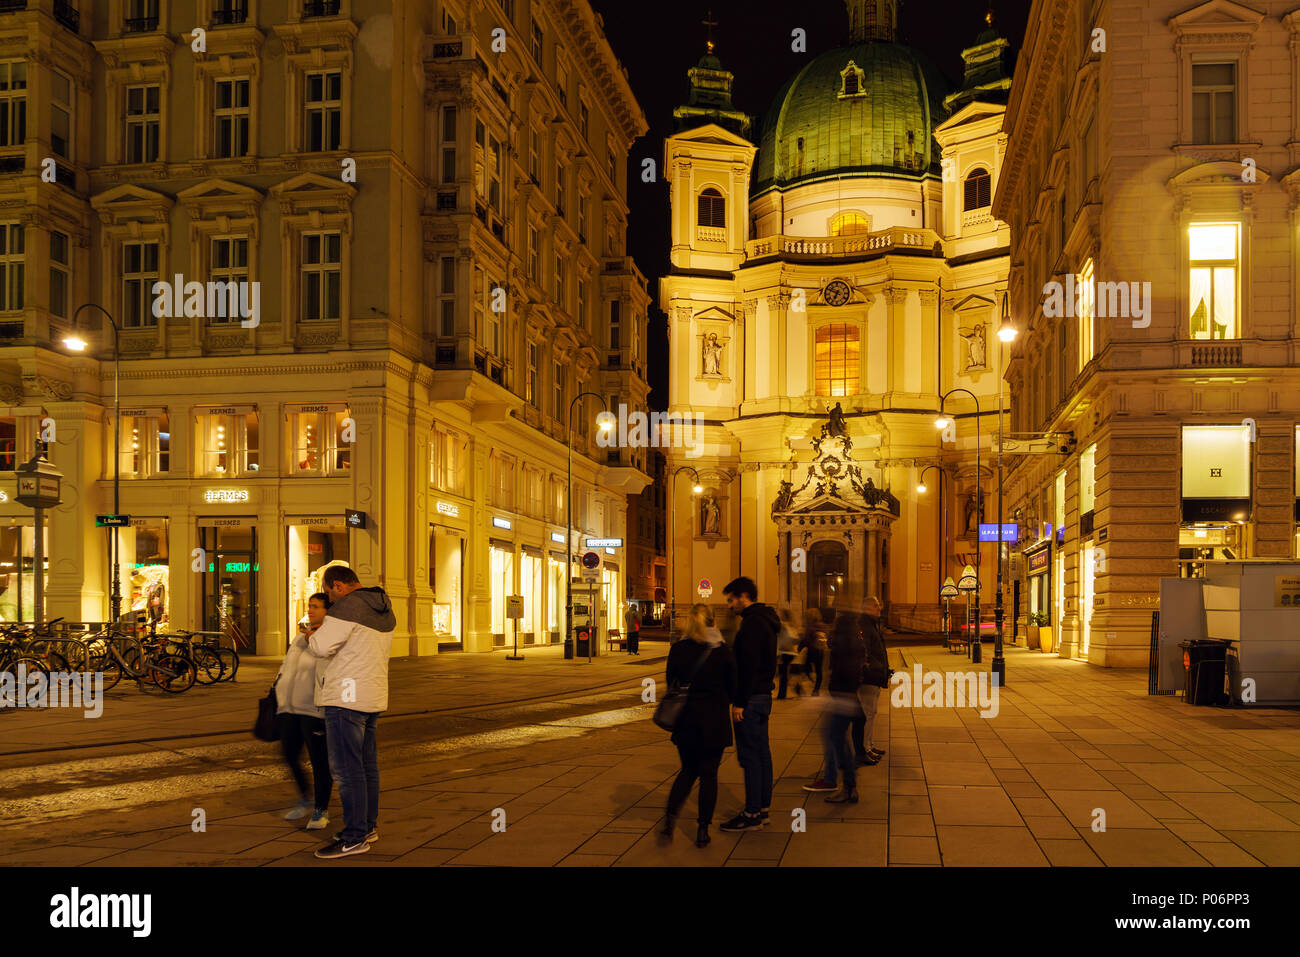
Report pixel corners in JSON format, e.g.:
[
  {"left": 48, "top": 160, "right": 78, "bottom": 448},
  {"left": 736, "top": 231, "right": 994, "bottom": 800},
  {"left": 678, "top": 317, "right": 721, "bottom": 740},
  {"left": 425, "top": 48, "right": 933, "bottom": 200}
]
[
  {"left": 276, "top": 633, "right": 326, "bottom": 717},
  {"left": 308, "top": 586, "right": 396, "bottom": 713},
  {"left": 732, "top": 601, "right": 779, "bottom": 706}
]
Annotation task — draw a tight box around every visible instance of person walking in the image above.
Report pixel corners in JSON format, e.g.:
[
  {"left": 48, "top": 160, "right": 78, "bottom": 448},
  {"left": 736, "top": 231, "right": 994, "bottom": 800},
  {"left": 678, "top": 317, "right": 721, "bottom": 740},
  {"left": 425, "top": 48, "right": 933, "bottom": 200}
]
[
  {"left": 277, "top": 592, "right": 333, "bottom": 830},
  {"left": 775, "top": 608, "right": 798, "bottom": 699},
  {"left": 804, "top": 610, "right": 865, "bottom": 803},
  {"left": 719, "top": 576, "right": 779, "bottom": 832},
  {"left": 308, "top": 566, "right": 396, "bottom": 860},
  {"left": 854, "top": 596, "right": 890, "bottom": 765},
  {"left": 625, "top": 603, "right": 641, "bottom": 655},
  {"left": 661, "top": 604, "right": 737, "bottom": 848},
  {"left": 799, "top": 608, "right": 826, "bottom": 696}
]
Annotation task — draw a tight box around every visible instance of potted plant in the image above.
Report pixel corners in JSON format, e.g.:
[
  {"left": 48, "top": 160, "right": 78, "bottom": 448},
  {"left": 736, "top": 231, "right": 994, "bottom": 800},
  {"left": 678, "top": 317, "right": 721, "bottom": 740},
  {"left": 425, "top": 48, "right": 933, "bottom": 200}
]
[{"left": 1027, "top": 612, "right": 1048, "bottom": 651}]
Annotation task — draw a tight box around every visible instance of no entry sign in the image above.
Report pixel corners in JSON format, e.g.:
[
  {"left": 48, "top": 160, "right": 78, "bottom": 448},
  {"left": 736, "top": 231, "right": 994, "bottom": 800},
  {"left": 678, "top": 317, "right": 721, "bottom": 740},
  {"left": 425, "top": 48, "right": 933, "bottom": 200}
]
[{"left": 698, "top": 578, "right": 712, "bottom": 598}]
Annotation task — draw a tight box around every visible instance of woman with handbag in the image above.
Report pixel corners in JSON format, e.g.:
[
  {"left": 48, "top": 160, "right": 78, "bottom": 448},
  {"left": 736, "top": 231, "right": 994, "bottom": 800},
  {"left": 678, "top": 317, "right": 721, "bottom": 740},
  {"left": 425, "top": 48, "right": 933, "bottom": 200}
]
[
  {"left": 660, "top": 603, "right": 736, "bottom": 848},
  {"left": 277, "top": 592, "right": 333, "bottom": 830}
]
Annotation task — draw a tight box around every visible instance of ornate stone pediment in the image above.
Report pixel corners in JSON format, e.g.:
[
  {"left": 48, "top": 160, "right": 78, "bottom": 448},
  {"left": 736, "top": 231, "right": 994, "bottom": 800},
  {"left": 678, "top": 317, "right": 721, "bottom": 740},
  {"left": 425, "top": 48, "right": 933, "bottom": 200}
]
[{"left": 772, "top": 407, "right": 900, "bottom": 520}]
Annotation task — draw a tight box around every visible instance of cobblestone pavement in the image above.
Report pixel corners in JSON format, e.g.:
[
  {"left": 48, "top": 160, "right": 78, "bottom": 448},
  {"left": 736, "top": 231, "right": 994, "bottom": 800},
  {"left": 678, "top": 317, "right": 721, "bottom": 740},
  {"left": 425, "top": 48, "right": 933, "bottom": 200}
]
[{"left": 2, "top": 643, "right": 1298, "bottom": 866}]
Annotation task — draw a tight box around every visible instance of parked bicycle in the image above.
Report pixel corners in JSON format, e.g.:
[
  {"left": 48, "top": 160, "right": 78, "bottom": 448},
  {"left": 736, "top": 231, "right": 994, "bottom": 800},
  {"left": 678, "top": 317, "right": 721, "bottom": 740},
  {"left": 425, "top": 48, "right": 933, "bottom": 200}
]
[{"left": 86, "top": 630, "right": 196, "bottom": 694}]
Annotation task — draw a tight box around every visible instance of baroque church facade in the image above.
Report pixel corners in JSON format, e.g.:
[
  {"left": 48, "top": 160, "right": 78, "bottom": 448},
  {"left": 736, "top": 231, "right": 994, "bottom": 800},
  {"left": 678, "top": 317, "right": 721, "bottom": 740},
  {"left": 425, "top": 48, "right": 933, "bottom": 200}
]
[{"left": 661, "top": 0, "right": 1014, "bottom": 630}]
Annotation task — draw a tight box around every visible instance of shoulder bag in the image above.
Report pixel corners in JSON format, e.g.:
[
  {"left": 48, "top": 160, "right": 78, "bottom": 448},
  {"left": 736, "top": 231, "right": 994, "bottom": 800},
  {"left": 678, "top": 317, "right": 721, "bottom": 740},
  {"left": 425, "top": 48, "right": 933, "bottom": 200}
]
[
  {"left": 253, "top": 676, "right": 281, "bottom": 742},
  {"left": 652, "top": 644, "right": 712, "bottom": 732}
]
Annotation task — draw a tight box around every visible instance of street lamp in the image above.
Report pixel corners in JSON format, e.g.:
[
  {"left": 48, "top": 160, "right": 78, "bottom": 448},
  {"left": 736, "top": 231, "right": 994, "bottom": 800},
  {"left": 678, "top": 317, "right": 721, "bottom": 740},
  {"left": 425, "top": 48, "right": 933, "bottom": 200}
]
[
  {"left": 65, "top": 303, "right": 122, "bottom": 624},
  {"left": 936, "top": 387, "right": 982, "bottom": 663},
  {"left": 992, "top": 291, "right": 1018, "bottom": 687},
  {"left": 668, "top": 464, "right": 701, "bottom": 642},
  {"left": 566, "top": 392, "right": 611, "bottom": 662},
  {"left": 917, "top": 464, "right": 950, "bottom": 646},
  {"left": 957, "top": 563, "right": 979, "bottom": 658}
]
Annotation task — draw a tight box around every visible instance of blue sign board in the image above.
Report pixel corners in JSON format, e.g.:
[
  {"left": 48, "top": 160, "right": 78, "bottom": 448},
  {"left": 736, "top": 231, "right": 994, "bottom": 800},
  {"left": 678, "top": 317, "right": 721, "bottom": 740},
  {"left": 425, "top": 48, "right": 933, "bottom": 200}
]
[{"left": 978, "top": 523, "right": 1018, "bottom": 543}]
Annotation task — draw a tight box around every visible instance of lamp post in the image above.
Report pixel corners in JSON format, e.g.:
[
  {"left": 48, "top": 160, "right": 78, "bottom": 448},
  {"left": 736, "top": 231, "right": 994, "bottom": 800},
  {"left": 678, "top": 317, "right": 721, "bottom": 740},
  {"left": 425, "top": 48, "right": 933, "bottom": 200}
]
[
  {"left": 917, "top": 464, "right": 950, "bottom": 646},
  {"left": 566, "top": 391, "right": 611, "bottom": 662},
  {"left": 64, "top": 304, "right": 122, "bottom": 624},
  {"left": 668, "top": 465, "right": 702, "bottom": 642},
  {"left": 936, "top": 388, "right": 982, "bottom": 663},
  {"left": 993, "top": 292, "right": 1019, "bottom": 687}
]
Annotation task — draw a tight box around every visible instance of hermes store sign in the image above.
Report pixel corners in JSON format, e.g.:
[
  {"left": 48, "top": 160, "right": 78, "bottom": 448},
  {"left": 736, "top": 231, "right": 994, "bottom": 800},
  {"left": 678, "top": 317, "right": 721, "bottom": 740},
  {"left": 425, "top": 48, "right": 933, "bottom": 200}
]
[{"left": 204, "top": 489, "right": 250, "bottom": 504}]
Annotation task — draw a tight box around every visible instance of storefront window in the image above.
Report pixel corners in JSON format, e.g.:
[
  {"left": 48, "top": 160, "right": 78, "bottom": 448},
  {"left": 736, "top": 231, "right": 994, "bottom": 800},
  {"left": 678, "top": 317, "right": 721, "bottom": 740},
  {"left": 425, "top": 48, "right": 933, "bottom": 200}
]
[
  {"left": 1181, "top": 424, "right": 1251, "bottom": 521},
  {"left": 129, "top": 522, "right": 169, "bottom": 630},
  {"left": 197, "top": 410, "right": 260, "bottom": 476},
  {"left": 430, "top": 527, "right": 462, "bottom": 641},
  {"left": 1080, "top": 444, "right": 1096, "bottom": 515},
  {"left": 601, "top": 564, "right": 620, "bottom": 636},
  {"left": 520, "top": 550, "right": 542, "bottom": 643},
  {"left": 289, "top": 409, "right": 352, "bottom": 475},
  {"left": 118, "top": 413, "right": 170, "bottom": 478},
  {"left": 0, "top": 417, "right": 16, "bottom": 471},
  {"left": 489, "top": 544, "right": 514, "bottom": 642},
  {"left": 0, "top": 521, "right": 46, "bottom": 622},
  {"left": 286, "top": 521, "right": 349, "bottom": 641},
  {"left": 547, "top": 555, "right": 565, "bottom": 640},
  {"left": 1054, "top": 470, "right": 1066, "bottom": 541}
]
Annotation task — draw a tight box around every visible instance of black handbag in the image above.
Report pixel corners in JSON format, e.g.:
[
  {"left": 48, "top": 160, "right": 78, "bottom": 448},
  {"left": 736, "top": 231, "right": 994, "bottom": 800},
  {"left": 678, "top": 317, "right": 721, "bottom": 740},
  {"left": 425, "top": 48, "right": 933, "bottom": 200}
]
[
  {"left": 253, "top": 677, "right": 281, "bottom": 742},
  {"left": 653, "top": 645, "right": 711, "bottom": 732}
]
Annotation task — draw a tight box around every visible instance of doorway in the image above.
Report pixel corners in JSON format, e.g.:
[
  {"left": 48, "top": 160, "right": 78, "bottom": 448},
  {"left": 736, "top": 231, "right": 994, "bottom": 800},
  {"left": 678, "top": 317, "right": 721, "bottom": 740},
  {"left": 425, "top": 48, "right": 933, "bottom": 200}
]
[
  {"left": 200, "top": 525, "right": 258, "bottom": 651},
  {"left": 808, "top": 541, "right": 848, "bottom": 613}
]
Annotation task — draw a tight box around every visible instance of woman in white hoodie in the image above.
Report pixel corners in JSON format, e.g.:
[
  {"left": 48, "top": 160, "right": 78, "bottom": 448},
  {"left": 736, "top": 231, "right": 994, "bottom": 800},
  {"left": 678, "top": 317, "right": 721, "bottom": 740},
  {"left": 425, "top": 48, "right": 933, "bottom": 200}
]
[{"left": 277, "top": 592, "right": 333, "bottom": 829}]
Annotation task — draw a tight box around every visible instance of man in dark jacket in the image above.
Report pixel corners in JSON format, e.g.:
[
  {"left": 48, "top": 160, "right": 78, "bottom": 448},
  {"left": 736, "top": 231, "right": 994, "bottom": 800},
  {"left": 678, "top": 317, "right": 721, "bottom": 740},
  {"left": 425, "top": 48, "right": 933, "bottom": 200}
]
[
  {"left": 854, "top": 596, "right": 889, "bottom": 765},
  {"left": 718, "top": 576, "right": 779, "bottom": 832}
]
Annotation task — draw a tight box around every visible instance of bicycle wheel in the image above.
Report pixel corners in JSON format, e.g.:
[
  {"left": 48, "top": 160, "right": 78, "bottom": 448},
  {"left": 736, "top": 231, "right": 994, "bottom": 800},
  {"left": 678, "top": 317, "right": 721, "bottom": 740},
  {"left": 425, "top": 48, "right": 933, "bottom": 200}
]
[
  {"left": 98, "top": 648, "right": 124, "bottom": 692},
  {"left": 192, "top": 646, "right": 224, "bottom": 685},
  {"left": 149, "top": 654, "right": 196, "bottom": 694},
  {"left": 0, "top": 656, "right": 50, "bottom": 709},
  {"left": 215, "top": 648, "right": 240, "bottom": 682}
]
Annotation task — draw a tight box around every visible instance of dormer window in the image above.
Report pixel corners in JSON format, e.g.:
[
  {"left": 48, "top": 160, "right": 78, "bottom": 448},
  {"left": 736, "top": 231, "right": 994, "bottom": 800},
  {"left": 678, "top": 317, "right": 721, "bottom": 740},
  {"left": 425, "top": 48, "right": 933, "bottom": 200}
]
[
  {"left": 839, "top": 61, "right": 866, "bottom": 98},
  {"left": 963, "top": 168, "right": 992, "bottom": 210}
]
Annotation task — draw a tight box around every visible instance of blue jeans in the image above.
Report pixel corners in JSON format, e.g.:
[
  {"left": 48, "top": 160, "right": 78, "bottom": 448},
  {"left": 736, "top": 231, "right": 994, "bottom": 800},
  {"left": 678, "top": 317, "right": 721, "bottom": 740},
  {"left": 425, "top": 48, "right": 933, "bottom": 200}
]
[
  {"left": 324, "top": 706, "right": 379, "bottom": 844},
  {"left": 822, "top": 693, "right": 858, "bottom": 788},
  {"left": 733, "top": 693, "right": 773, "bottom": 814}
]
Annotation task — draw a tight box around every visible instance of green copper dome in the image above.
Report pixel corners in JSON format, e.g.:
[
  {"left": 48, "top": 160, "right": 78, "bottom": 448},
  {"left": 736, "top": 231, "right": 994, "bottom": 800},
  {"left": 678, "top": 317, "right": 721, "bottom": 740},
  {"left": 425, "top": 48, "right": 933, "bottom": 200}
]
[{"left": 753, "top": 42, "right": 950, "bottom": 195}]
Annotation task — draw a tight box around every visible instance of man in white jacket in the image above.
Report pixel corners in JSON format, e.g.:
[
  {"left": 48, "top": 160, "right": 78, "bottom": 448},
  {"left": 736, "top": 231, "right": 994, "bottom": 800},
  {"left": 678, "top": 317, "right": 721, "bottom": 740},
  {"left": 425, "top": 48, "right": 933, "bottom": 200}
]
[{"left": 308, "top": 566, "right": 396, "bottom": 859}]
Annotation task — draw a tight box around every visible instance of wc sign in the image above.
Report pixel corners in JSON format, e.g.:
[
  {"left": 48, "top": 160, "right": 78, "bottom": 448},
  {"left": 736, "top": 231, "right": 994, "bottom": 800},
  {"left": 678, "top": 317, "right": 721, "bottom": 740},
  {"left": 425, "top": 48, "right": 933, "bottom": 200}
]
[{"left": 698, "top": 578, "right": 712, "bottom": 599}]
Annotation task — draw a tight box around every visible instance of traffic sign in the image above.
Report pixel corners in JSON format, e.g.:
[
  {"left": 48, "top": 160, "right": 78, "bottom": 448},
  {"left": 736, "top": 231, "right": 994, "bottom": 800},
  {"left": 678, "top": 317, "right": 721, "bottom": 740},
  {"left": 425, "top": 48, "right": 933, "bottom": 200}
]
[
  {"left": 96, "top": 515, "right": 130, "bottom": 528},
  {"left": 698, "top": 578, "right": 712, "bottom": 599},
  {"left": 506, "top": 595, "right": 524, "bottom": 619},
  {"left": 580, "top": 550, "right": 602, "bottom": 582}
]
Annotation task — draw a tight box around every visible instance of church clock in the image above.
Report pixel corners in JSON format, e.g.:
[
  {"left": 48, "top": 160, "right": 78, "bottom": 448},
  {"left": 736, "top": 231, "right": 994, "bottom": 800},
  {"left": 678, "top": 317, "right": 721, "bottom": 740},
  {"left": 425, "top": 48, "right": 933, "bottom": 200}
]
[{"left": 823, "top": 279, "right": 852, "bottom": 306}]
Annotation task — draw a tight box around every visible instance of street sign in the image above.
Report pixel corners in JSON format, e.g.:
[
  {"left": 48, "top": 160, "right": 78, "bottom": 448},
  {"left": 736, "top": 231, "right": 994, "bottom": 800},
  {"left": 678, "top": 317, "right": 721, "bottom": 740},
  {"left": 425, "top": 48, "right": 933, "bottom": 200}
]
[
  {"left": 698, "top": 578, "right": 712, "bottom": 599},
  {"left": 96, "top": 515, "right": 130, "bottom": 528},
  {"left": 506, "top": 595, "right": 524, "bottom": 619},
  {"left": 345, "top": 509, "right": 367, "bottom": 529},
  {"left": 978, "top": 523, "right": 1019, "bottom": 543},
  {"left": 580, "top": 550, "right": 602, "bottom": 582},
  {"left": 585, "top": 538, "right": 623, "bottom": 548}
]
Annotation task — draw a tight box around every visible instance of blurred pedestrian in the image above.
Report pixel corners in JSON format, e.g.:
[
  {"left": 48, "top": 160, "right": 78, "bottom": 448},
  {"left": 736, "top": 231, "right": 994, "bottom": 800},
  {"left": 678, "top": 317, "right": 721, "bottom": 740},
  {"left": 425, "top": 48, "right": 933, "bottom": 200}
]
[
  {"left": 624, "top": 603, "right": 641, "bottom": 655},
  {"left": 854, "top": 596, "right": 890, "bottom": 765},
  {"left": 804, "top": 611, "right": 864, "bottom": 803},
  {"left": 309, "top": 567, "right": 396, "bottom": 860},
  {"left": 661, "top": 604, "right": 737, "bottom": 848},
  {"left": 799, "top": 608, "right": 826, "bottom": 696},
  {"left": 775, "top": 608, "right": 798, "bottom": 699},
  {"left": 719, "top": 576, "right": 779, "bottom": 832},
  {"left": 277, "top": 592, "right": 333, "bottom": 831}
]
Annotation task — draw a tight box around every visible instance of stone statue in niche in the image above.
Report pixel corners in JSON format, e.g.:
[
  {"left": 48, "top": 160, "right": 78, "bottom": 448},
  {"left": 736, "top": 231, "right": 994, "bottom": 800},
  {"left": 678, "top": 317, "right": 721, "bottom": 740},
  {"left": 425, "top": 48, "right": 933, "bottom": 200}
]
[
  {"left": 702, "top": 494, "right": 721, "bottom": 534},
  {"left": 702, "top": 333, "right": 723, "bottom": 376},
  {"left": 963, "top": 489, "right": 986, "bottom": 535},
  {"left": 825, "top": 401, "right": 848, "bottom": 437},
  {"left": 962, "top": 325, "right": 987, "bottom": 370}
]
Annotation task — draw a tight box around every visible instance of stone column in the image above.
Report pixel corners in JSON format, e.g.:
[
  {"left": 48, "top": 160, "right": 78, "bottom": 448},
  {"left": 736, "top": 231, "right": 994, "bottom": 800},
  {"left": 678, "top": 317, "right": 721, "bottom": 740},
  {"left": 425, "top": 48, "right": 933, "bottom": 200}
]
[{"left": 867, "top": 527, "right": 880, "bottom": 600}]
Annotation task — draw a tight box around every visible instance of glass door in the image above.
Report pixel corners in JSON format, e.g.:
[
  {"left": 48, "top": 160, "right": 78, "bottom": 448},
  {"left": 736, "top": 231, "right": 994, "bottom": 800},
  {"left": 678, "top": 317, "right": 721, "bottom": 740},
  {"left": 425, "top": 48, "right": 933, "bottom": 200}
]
[{"left": 201, "top": 526, "right": 258, "bottom": 650}]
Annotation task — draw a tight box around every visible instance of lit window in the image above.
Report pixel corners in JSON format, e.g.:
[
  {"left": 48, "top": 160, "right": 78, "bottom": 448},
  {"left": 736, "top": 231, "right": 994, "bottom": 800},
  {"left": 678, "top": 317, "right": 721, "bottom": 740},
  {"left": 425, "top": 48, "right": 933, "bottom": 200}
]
[
  {"left": 1080, "top": 443, "right": 1096, "bottom": 514},
  {"left": 1188, "top": 223, "right": 1238, "bottom": 340},
  {"left": 1077, "top": 258, "right": 1095, "bottom": 369},
  {"left": 814, "top": 323, "right": 859, "bottom": 397},
  {"left": 830, "top": 212, "right": 869, "bottom": 236}
]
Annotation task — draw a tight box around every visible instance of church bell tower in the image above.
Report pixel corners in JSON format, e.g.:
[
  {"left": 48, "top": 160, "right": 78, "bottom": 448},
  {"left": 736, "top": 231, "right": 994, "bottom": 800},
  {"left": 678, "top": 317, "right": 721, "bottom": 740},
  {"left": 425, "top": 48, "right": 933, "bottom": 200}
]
[{"left": 845, "top": 0, "right": 898, "bottom": 42}]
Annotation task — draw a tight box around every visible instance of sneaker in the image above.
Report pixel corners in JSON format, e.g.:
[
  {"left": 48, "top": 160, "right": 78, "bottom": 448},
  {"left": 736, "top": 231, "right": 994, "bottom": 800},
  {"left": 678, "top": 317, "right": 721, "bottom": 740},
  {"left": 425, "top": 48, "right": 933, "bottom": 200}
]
[
  {"left": 314, "top": 838, "right": 371, "bottom": 860},
  {"left": 869, "top": 747, "right": 886, "bottom": 758},
  {"left": 858, "top": 752, "right": 882, "bottom": 766},
  {"left": 334, "top": 828, "right": 378, "bottom": 844},
  {"left": 283, "top": 799, "right": 312, "bottom": 821},
  {"left": 825, "top": 786, "right": 859, "bottom": 804},
  {"left": 305, "top": 810, "right": 330, "bottom": 830},
  {"left": 802, "top": 776, "right": 837, "bottom": 793},
  {"left": 718, "top": 812, "right": 764, "bottom": 832}
]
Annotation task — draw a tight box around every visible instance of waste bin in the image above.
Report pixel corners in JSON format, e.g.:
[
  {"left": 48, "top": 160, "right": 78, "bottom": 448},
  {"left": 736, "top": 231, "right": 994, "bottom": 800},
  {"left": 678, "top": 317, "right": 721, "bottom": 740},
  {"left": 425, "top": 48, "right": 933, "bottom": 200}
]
[
  {"left": 574, "top": 627, "right": 591, "bottom": 657},
  {"left": 1180, "top": 639, "right": 1232, "bottom": 706}
]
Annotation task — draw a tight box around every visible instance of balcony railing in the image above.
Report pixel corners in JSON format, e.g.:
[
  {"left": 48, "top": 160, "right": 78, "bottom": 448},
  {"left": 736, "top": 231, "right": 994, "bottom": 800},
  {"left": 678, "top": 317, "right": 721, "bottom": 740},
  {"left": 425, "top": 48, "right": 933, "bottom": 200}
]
[
  {"left": 0, "top": 0, "right": 26, "bottom": 12},
  {"left": 435, "top": 190, "right": 457, "bottom": 211},
  {"left": 1189, "top": 342, "right": 1242, "bottom": 367},
  {"left": 696, "top": 225, "right": 725, "bottom": 243},
  {"left": 0, "top": 156, "right": 23, "bottom": 174},
  {"left": 432, "top": 40, "right": 464, "bottom": 58},
  {"left": 302, "top": 0, "right": 340, "bottom": 18},
  {"left": 744, "top": 226, "right": 943, "bottom": 262},
  {"left": 53, "top": 0, "right": 78, "bottom": 29},
  {"left": 211, "top": 3, "right": 248, "bottom": 25},
  {"left": 123, "top": 14, "right": 159, "bottom": 32}
]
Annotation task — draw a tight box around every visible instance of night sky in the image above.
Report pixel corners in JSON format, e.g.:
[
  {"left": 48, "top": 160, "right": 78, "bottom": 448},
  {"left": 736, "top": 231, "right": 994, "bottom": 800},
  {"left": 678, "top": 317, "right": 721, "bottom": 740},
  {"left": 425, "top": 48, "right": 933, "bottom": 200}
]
[{"left": 589, "top": 0, "right": 1033, "bottom": 410}]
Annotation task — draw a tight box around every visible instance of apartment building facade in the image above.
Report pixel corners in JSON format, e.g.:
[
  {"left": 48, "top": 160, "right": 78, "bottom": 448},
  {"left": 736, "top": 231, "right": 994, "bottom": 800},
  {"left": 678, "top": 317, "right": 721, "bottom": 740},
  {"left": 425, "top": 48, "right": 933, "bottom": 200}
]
[
  {"left": 999, "top": 0, "right": 1300, "bottom": 666},
  {"left": 0, "top": 0, "right": 650, "bottom": 654}
]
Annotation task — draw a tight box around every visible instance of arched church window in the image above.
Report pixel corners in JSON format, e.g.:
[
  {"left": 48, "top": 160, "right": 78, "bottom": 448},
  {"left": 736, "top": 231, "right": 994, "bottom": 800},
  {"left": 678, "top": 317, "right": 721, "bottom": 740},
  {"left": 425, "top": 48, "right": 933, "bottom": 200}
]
[
  {"left": 830, "top": 212, "right": 870, "bottom": 236},
  {"left": 697, "top": 188, "right": 725, "bottom": 229},
  {"left": 964, "top": 168, "right": 992, "bottom": 210},
  {"left": 814, "top": 323, "right": 859, "bottom": 397}
]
